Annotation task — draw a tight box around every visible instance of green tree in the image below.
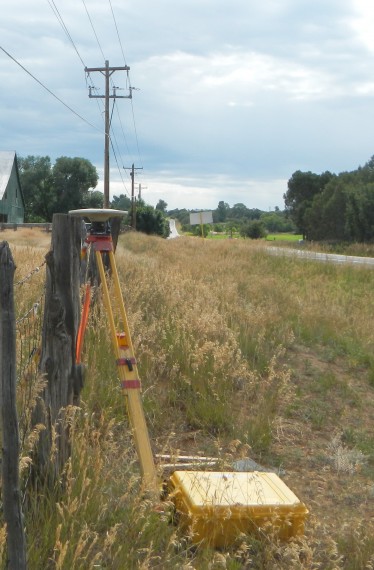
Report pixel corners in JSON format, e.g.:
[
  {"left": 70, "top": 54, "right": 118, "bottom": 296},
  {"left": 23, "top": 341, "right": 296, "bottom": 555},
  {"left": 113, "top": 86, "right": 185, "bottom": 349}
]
[
  {"left": 215, "top": 201, "right": 230, "bottom": 222},
  {"left": 18, "top": 156, "right": 55, "bottom": 221},
  {"left": 230, "top": 203, "right": 250, "bottom": 220},
  {"left": 284, "top": 170, "right": 334, "bottom": 239},
  {"left": 345, "top": 183, "right": 374, "bottom": 242},
  {"left": 53, "top": 156, "right": 98, "bottom": 213},
  {"left": 306, "top": 181, "right": 348, "bottom": 241},
  {"left": 155, "top": 199, "right": 168, "bottom": 213},
  {"left": 19, "top": 155, "right": 99, "bottom": 221},
  {"left": 260, "top": 211, "right": 295, "bottom": 233},
  {"left": 111, "top": 194, "right": 132, "bottom": 211},
  {"left": 136, "top": 204, "right": 170, "bottom": 238},
  {"left": 240, "top": 220, "right": 266, "bottom": 239},
  {"left": 83, "top": 190, "right": 104, "bottom": 209},
  {"left": 167, "top": 208, "right": 190, "bottom": 226},
  {"left": 192, "top": 223, "right": 210, "bottom": 237},
  {"left": 226, "top": 221, "right": 238, "bottom": 238}
]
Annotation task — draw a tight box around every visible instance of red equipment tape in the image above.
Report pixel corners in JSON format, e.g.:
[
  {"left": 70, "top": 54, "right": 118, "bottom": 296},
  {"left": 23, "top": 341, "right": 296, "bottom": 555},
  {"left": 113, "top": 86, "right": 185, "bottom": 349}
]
[{"left": 122, "top": 380, "right": 141, "bottom": 390}]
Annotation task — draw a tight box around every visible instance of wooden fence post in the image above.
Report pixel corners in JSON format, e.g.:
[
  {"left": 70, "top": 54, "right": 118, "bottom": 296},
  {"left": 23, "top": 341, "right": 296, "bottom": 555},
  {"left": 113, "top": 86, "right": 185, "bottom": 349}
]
[
  {"left": 0, "top": 242, "right": 27, "bottom": 569},
  {"left": 32, "top": 214, "right": 82, "bottom": 483}
]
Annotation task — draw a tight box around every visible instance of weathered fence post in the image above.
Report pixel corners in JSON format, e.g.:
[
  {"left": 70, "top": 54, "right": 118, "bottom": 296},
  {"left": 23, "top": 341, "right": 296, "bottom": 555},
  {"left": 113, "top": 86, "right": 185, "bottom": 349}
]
[
  {"left": 0, "top": 242, "right": 27, "bottom": 569},
  {"left": 32, "top": 214, "right": 82, "bottom": 483}
]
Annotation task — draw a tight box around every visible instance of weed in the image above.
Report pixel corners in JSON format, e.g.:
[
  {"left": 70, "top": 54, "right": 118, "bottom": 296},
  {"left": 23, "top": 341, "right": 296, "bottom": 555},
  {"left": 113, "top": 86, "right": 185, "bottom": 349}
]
[{"left": 1, "top": 229, "right": 373, "bottom": 568}]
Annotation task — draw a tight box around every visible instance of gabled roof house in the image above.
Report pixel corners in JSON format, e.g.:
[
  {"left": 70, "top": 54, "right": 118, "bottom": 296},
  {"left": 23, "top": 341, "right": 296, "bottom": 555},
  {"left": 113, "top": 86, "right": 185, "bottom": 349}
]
[{"left": 0, "top": 151, "right": 25, "bottom": 223}]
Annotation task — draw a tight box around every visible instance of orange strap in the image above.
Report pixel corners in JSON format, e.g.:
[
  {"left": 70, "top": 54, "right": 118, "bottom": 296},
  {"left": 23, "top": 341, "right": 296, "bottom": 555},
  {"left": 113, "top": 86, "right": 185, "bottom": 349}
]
[{"left": 76, "top": 283, "right": 91, "bottom": 363}]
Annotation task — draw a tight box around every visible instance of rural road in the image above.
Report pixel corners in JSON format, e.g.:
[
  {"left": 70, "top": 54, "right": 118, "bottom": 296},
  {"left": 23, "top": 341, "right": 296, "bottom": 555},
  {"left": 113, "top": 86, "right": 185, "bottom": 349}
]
[
  {"left": 266, "top": 246, "right": 374, "bottom": 268},
  {"left": 168, "top": 218, "right": 180, "bottom": 239},
  {"left": 166, "top": 224, "right": 374, "bottom": 268}
]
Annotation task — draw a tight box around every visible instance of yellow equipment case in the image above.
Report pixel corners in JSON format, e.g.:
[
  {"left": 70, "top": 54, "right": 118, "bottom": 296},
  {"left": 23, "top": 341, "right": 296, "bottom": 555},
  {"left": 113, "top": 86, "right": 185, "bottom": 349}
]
[{"left": 170, "top": 470, "right": 308, "bottom": 547}]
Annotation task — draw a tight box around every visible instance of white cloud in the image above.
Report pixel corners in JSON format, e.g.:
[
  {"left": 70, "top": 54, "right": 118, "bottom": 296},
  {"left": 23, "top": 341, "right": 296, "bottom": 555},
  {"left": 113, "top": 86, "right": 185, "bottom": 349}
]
[
  {"left": 102, "top": 167, "right": 287, "bottom": 211},
  {"left": 351, "top": 0, "right": 374, "bottom": 53},
  {"left": 1, "top": 0, "right": 374, "bottom": 213}
]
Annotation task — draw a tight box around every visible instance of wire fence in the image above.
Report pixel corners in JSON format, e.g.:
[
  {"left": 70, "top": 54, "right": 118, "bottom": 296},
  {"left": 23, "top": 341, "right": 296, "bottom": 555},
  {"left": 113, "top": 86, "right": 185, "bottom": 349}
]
[
  {"left": 1, "top": 215, "right": 85, "bottom": 567},
  {"left": 14, "top": 258, "right": 47, "bottom": 450},
  {"left": 15, "top": 259, "right": 46, "bottom": 378}
]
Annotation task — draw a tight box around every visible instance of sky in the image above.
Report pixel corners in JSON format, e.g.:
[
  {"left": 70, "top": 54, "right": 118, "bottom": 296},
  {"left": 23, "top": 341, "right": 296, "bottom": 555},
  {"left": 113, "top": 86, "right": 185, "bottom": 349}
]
[{"left": 1, "top": 0, "right": 374, "bottom": 212}]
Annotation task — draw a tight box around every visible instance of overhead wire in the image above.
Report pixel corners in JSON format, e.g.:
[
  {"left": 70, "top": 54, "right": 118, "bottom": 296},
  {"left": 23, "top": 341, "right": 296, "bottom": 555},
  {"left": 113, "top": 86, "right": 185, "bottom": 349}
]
[
  {"left": 47, "top": 0, "right": 143, "bottom": 199},
  {"left": 78, "top": 0, "right": 134, "bottom": 196},
  {"left": 109, "top": 100, "right": 130, "bottom": 195},
  {"left": 48, "top": 0, "right": 130, "bottom": 196},
  {"left": 0, "top": 45, "right": 103, "bottom": 134},
  {"left": 47, "top": 0, "right": 86, "bottom": 68},
  {"left": 81, "top": 0, "right": 106, "bottom": 64},
  {"left": 108, "top": 0, "right": 127, "bottom": 67},
  {"left": 47, "top": 0, "right": 105, "bottom": 121},
  {"left": 108, "top": 0, "right": 146, "bottom": 192},
  {"left": 105, "top": 0, "right": 135, "bottom": 165}
]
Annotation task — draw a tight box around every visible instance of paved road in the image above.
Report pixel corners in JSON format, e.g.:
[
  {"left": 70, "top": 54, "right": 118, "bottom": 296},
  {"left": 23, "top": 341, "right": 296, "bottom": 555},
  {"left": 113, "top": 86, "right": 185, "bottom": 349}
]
[
  {"left": 266, "top": 246, "right": 374, "bottom": 268},
  {"left": 168, "top": 218, "right": 180, "bottom": 239}
]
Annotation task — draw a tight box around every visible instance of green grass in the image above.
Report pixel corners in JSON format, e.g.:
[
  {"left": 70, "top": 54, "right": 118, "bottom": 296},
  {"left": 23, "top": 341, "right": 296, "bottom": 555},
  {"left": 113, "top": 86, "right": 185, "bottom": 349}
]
[{"left": 265, "top": 233, "right": 303, "bottom": 241}]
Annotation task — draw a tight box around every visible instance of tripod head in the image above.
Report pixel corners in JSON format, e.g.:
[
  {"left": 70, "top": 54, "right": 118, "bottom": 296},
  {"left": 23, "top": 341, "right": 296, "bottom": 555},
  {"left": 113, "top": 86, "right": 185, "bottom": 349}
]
[{"left": 69, "top": 208, "right": 127, "bottom": 236}]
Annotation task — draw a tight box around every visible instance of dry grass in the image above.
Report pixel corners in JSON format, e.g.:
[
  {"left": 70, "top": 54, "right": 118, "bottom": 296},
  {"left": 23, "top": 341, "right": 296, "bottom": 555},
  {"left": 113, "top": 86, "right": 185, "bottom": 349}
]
[
  {"left": 0, "top": 229, "right": 373, "bottom": 568},
  {"left": 0, "top": 227, "right": 52, "bottom": 250}
]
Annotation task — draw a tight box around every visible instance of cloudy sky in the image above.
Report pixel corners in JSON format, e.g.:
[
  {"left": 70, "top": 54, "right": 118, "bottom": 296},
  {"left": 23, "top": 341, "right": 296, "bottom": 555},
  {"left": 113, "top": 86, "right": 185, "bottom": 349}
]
[{"left": 1, "top": 0, "right": 374, "bottom": 211}]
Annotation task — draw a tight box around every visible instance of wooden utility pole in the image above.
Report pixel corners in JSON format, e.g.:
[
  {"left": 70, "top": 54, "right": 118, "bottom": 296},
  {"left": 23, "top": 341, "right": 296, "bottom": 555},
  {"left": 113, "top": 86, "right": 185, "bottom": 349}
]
[
  {"left": 124, "top": 164, "right": 143, "bottom": 229},
  {"left": 85, "top": 61, "right": 131, "bottom": 208}
]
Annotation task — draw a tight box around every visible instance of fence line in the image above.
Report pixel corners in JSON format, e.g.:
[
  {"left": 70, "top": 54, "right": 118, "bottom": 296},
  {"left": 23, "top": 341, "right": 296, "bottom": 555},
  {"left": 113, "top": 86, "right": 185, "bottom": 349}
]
[
  {"left": 15, "top": 259, "right": 47, "bottom": 287},
  {"left": 1, "top": 214, "right": 98, "bottom": 566},
  {"left": 0, "top": 242, "right": 27, "bottom": 569},
  {"left": 0, "top": 223, "right": 52, "bottom": 232},
  {"left": 15, "top": 259, "right": 46, "bottom": 384}
]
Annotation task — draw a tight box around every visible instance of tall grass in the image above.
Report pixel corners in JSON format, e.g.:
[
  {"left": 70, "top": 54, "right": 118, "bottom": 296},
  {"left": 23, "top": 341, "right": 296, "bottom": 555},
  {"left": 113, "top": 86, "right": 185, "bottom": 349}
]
[{"left": 1, "top": 231, "right": 373, "bottom": 568}]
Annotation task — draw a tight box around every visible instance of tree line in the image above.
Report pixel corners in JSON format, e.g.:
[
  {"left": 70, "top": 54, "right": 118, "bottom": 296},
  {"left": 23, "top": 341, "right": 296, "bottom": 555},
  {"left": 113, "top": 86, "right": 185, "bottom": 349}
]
[
  {"left": 283, "top": 155, "right": 374, "bottom": 242},
  {"left": 168, "top": 202, "right": 295, "bottom": 238},
  {"left": 18, "top": 155, "right": 170, "bottom": 238}
]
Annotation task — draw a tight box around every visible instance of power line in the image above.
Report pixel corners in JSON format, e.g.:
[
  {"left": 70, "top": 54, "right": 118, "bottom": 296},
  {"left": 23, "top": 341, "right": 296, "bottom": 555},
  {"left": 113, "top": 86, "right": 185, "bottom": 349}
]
[
  {"left": 0, "top": 45, "right": 102, "bottom": 133},
  {"left": 48, "top": 0, "right": 135, "bottom": 200},
  {"left": 108, "top": 0, "right": 127, "bottom": 67},
  {"left": 48, "top": 0, "right": 145, "bottom": 199},
  {"left": 47, "top": 0, "right": 105, "bottom": 122},
  {"left": 107, "top": 0, "right": 144, "bottom": 172},
  {"left": 81, "top": 0, "right": 106, "bottom": 63},
  {"left": 47, "top": 0, "right": 86, "bottom": 68},
  {"left": 47, "top": 0, "right": 130, "bottom": 197},
  {"left": 130, "top": 98, "right": 144, "bottom": 169}
]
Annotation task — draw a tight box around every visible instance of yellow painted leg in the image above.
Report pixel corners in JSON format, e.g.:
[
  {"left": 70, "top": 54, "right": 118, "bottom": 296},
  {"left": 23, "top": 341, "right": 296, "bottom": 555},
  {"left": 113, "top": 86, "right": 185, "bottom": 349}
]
[{"left": 95, "top": 250, "right": 158, "bottom": 494}]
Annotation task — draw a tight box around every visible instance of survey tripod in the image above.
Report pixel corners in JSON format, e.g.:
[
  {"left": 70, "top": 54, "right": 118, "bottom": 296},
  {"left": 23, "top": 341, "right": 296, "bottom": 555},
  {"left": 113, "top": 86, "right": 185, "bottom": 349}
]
[{"left": 69, "top": 209, "right": 158, "bottom": 493}]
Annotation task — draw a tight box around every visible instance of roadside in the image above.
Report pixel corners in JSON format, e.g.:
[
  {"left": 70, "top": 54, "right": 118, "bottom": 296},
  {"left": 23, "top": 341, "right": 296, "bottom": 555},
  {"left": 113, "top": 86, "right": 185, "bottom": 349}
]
[{"left": 266, "top": 245, "right": 374, "bottom": 268}]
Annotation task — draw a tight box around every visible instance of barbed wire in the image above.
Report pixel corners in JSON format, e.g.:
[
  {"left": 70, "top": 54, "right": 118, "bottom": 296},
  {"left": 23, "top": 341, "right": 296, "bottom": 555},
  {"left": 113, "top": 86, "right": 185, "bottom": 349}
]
[
  {"left": 16, "top": 291, "right": 45, "bottom": 460},
  {"left": 16, "top": 292, "right": 45, "bottom": 326},
  {"left": 15, "top": 259, "right": 47, "bottom": 287},
  {"left": 14, "top": 258, "right": 46, "bottom": 383}
]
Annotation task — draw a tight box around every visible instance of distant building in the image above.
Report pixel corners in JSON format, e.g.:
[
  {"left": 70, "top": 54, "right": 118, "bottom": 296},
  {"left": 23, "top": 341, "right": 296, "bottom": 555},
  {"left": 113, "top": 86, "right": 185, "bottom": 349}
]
[{"left": 0, "top": 151, "right": 25, "bottom": 223}]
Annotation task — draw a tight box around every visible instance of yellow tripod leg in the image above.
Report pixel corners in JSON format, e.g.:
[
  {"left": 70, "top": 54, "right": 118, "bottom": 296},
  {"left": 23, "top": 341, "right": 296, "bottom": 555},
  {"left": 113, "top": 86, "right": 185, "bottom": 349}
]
[{"left": 95, "top": 250, "right": 158, "bottom": 494}]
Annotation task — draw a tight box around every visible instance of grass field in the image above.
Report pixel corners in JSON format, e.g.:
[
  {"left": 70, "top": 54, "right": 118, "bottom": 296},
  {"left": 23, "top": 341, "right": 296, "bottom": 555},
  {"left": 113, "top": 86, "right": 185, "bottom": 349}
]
[
  {"left": 265, "top": 233, "right": 302, "bottom": 242},
  {"left": 2, "top": 229, "right": 374, "bottom": 568},
  {"left": 194, "top": 231, "right": 302, "bottom": 242}
]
